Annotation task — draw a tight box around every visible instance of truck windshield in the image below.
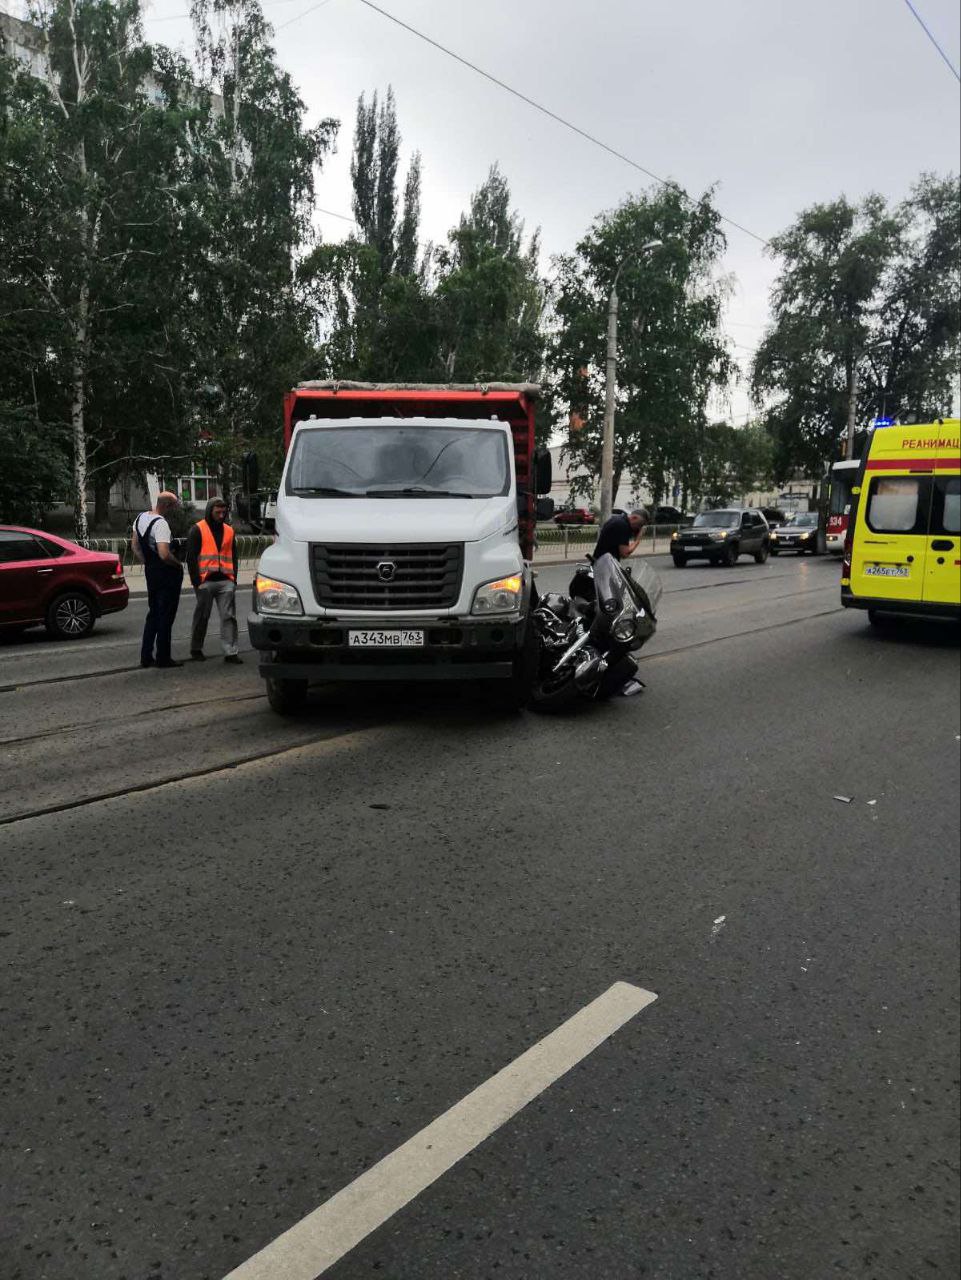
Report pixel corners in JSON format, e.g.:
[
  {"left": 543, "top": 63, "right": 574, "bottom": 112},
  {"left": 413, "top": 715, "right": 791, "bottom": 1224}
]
[{"left": 286, "top": 426, "right": 511, "bottom": 498}]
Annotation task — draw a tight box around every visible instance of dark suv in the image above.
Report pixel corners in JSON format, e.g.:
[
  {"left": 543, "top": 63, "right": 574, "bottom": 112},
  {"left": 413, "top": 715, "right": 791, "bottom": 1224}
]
[{"left": 670, "top": 508, "right": 770, "bottom": 567}]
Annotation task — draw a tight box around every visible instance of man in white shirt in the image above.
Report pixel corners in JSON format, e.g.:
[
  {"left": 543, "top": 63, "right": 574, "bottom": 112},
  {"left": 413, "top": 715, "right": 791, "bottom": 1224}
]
[{"left": 132, "top": 491, "right": 185, "bottom": 668}]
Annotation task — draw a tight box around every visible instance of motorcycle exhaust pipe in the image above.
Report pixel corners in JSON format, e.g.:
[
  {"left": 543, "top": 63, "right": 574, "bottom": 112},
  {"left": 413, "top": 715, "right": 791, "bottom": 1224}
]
[
  {"left": 551, "top": 630, "right": 591, "bottom": 673},
  {"left": 574, "top": 653, "right": 607, "bottom": 692}
]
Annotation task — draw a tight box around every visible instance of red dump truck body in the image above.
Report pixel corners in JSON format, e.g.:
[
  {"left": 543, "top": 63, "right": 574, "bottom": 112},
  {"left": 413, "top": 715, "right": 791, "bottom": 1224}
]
[{"left": 283, "top": 382, "right": 540, "bottom": 558}]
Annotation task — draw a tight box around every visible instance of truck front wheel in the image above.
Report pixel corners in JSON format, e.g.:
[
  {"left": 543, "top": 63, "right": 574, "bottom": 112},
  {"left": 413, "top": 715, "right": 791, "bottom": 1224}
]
[
  {"left": 490, "top": 621, "right": 537, "bottom": 712},
  {"left": 266, "top": 675, "right": 309, "bottom": 715}
]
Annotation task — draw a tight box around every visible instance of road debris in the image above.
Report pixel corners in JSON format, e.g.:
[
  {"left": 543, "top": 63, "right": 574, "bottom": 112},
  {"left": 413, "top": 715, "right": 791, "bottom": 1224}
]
[
  {"left": 711, "top": 914, "right": 727, "bottom": 940},
  {"left": 834, "top": 794, "right": 853, "bottom": 804}
]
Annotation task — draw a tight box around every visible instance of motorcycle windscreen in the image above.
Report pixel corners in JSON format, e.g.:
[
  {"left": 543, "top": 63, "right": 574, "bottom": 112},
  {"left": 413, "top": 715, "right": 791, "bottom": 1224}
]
[{"left": 593, "top": 554, "right": 663, "bottom": 620}]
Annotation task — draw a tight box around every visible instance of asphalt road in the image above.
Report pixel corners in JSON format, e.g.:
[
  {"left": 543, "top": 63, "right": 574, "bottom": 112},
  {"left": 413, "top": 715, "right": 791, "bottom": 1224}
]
[{"left": 1, "top": 553, "right": 958, "bottom": 1280}]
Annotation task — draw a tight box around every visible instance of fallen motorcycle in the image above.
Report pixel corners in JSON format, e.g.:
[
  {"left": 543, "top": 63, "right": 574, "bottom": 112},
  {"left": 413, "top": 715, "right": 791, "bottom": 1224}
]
[{"left": 529, "top": 553, "right": 663, "bottom": 712}]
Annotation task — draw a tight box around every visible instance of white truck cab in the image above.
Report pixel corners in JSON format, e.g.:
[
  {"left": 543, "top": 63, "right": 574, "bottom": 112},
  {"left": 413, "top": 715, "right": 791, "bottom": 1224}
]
[{"left": 248, "top": 383, "right": 552, "bottom": 713}]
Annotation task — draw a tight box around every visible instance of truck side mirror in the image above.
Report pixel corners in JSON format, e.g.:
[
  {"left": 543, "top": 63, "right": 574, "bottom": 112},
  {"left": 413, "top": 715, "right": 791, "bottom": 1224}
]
[
  {"left": 534, "top": 447, "right": 553, "bottom": 495},
  {"left": 535, "top": 497, "right": 555, "bottom": 521}
]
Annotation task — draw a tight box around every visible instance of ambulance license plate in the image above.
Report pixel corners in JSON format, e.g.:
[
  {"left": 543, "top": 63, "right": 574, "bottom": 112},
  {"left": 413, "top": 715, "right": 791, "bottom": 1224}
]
[
  {"left": 864, "top": 565, "right": 910, "bottom": 578},
  {"left": 348, "top": 629, "right": 425, "bottom": 647}
]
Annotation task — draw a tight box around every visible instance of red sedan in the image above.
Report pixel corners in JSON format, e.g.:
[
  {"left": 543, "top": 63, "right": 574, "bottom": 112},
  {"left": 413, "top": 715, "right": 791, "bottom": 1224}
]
[
  {"left": 553, "top": 506, "right": 597, "bottom": 526},
  {"left": 0, "top": 525, "right": 129, "bottom": 639}
]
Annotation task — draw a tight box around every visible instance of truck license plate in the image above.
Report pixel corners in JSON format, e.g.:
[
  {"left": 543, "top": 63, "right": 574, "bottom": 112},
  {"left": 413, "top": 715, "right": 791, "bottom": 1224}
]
[
  {"left": 864, "top": 565, "right": 910, "bottom": 578},
  {"left": 348, "top": 629, "right": 425, "bottom": 647}
]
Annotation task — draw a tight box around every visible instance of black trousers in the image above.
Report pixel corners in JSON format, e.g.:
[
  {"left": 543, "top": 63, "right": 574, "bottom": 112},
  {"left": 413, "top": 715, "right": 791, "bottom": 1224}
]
[{"left": 141, "top": 568, "right": 183, "bottom": 664}]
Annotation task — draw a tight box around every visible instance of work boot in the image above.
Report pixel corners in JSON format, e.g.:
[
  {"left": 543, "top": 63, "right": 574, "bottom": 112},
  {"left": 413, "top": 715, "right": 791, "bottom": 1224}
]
[
  {"left": 224, "top": 654, "right": 243, "bottom": 665},
  {"left": 190, "top": 650, "right": 205, "bottom": 661}
]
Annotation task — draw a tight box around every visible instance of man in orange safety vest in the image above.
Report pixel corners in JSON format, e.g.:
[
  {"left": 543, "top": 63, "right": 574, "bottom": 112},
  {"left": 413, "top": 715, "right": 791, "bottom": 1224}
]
[{"left": 186, "top": 497, "right": 241, "bottom": 663}]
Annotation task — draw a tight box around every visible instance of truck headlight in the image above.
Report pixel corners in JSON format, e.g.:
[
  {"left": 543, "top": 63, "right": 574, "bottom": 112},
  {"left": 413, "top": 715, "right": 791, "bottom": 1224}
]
[
  {"left": 710, "top": 531, "right": 728, "bottom": 540},
  {"left": 799, "top": 532, "right": 811, "bottom": 541},
  {"left": 253, "top": 574, "right": 304, "bottom": 615},
  {"left": 611, "top": 609, "right": 638, "bottom": 642},
  {"left": 472, "top": 574, "right": 523, "bottom": 615}
]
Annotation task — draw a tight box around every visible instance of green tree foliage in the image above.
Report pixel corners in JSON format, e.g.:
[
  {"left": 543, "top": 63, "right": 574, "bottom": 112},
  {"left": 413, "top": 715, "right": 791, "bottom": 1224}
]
[
  {"left": 395, "top": 151, "right": 422, "bottom": 279},
  {"left": 308, "top": 102, "right": 544, "bottom": 390},
  {"left": 186, "top": 0, "right": 337, "bottom": 496},
  {"left": 548, "top": 183, "right": 733, "bottom": 502},
  {"left": 307, "top": 86, "right": 428, "bottom": 380},
  {"left": 872, "top": 175, "right": 961, "bottom": 422},
  {"left": 0, "top": 0, "right": 198, "bottom": 540},
  {"left": 433, "top": 163, "right": 544, "bottom": 384},
  {"left": 699, "top": 421, "right": 775, "bottom": 507},
  {"left": 753, "top": 177, "right": 960, "bottom": 479},
  {"left": 0, "top": 403, "right": 71, "bottom": 523},
  {"left": 0, "top": 0, "right": 335, "bottom": 535}
]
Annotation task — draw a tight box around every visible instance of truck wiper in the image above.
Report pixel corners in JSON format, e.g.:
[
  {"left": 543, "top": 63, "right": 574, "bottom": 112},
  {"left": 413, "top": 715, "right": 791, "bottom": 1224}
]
[
  {"left": 290, "top": 486, "right": 354, "bottom": 497},
  {"left": 365, "top": 486, "right": 477, "bottom": 498}
]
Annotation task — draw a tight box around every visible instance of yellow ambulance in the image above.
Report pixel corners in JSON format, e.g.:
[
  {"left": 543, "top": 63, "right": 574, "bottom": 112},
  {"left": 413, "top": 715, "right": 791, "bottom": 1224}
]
[{"left": 841, "top": 419, "right": 960, "bottom": 623}]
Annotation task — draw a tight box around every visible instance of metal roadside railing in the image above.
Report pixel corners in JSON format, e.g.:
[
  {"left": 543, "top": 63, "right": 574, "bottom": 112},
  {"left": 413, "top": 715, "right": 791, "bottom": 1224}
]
[
  {"left": 78, "top": 525, "right": 681, "bottom": 577},
  {"left": 534, "top": 522, "right": 684, "bottom": 558},
  {"left": 85, "top": 534, "right": 274, "bottom": 574}
]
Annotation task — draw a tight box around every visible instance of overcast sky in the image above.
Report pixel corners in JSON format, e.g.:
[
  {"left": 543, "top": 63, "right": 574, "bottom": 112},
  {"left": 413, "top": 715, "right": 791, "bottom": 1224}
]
[{"left": 34, "top": 0, "right": 961, "bottom": 416}]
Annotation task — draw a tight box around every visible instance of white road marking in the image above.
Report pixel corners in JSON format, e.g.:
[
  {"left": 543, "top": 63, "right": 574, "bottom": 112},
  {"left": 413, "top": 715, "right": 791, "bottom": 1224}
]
[{"left": 224, "top": 980, "right": 657, "bottom": 1280}]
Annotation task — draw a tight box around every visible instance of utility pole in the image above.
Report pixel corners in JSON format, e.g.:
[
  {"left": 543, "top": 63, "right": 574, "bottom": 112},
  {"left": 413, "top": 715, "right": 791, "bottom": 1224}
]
[
  {"left": 599, "top": 240, "right": 663, "bottom": 523},
  {"left": 844, "top": 355, "right": 859, "bottom": 460},
  {"left": 600, "top": 286, "right": 620, "bottom": 522}
]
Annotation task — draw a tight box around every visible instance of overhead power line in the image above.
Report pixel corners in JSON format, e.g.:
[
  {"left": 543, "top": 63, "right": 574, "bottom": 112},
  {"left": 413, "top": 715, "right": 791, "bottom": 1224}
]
[
  {"left": 354, "top": 0, "right": 769, "bottom": 247},
  {"left": 144, "top": 0, "right": 328, "bottom": 25},
  {"left": 276, "top": 0, "right": 335, "bottom": 33},
  {"left": 317, "top": 206, "right": 357, "bottom": 223},
  {"left": 900, "top": 0, "right": 961, "bottom": 83}
]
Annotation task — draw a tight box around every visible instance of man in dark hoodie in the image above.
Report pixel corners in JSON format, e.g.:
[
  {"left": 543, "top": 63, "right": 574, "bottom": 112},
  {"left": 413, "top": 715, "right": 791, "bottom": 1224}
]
[{"left": 186, "top": 497, "right": 242, "bottom": 663}]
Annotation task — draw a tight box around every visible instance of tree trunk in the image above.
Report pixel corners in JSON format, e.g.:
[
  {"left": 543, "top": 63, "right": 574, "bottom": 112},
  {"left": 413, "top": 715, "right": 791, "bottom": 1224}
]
[
  {"left": 71, "top": 311, "right": 89, "bottom": 546},
  {"left": 93, "top": 473, "right": 111, "bottom": 529}
]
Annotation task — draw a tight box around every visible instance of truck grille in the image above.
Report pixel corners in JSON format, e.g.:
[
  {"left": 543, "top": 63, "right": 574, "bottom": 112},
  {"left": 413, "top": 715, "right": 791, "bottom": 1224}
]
[{"left": 310, "top": 543, "right": 464, "bottom": 611}]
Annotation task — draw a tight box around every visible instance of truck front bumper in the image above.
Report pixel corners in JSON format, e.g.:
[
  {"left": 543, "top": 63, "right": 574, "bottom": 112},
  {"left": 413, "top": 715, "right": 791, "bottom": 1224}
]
[{"left": 247, "top": 613, "right": 525, "bottom": 682}]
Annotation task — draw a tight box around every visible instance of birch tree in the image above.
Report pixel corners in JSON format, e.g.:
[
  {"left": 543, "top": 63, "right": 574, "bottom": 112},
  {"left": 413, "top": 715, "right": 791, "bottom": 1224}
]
[{"left": 1, "top": 0, "right": 196, "bottom": 540}]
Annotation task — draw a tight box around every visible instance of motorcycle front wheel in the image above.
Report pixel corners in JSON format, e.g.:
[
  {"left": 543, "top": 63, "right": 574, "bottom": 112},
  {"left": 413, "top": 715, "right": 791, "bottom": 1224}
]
[{"left": 528, "top": 670, "right": 580, "bottom": 713}]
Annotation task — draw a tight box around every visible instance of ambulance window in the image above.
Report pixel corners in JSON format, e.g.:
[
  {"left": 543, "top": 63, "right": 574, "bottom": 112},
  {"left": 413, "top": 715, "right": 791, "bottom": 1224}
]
[
  {"left": 865, "top": 477, "right": 927, "bottom": 534},
  {"left": 933, "top": 477, "right": 960, "bottom": 535}
]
